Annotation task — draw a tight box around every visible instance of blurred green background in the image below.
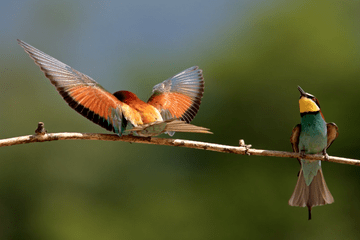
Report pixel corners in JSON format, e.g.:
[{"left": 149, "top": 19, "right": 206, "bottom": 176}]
[{"left": 1, "top": 0, "right": 360, "bottom": 239}]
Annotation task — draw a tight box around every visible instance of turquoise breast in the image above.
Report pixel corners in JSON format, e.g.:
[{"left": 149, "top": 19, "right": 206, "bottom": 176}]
[
  {"left": 299, "top": 112, "right": 327, "bottom": 154},
  {"left": 299, "top": 112, "right": 327, "bottom": 186}
]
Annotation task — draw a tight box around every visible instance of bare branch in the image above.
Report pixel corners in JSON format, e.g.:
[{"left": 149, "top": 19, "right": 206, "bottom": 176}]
[{"left": 1, "top": 131, "right": 359, "bottom": 166}]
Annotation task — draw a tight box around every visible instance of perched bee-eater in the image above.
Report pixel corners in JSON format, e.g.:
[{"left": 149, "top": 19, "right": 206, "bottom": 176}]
[
  {"left": 18, "top": 40, "right": 211, "bottom": 136},
  {"left": 288, "top": 86, "right": 338, "bottom": 220}
]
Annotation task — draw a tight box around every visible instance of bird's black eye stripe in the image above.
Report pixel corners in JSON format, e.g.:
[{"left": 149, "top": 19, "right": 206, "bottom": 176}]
[{"left": 306, "top": 94, "right": 315, "bottom": 98}]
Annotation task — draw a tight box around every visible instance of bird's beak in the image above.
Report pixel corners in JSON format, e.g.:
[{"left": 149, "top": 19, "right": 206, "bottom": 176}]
[{"left": 297, "top": 86, "right": 307, "bottom": 97}]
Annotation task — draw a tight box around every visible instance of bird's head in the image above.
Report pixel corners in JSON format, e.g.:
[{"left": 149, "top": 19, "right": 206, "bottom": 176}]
[
  {"left": 113, "top": 90, "right": 140, "bottom": 104},
  {"left": 297, "top": 86, "right": 321, "bottom": 114}
]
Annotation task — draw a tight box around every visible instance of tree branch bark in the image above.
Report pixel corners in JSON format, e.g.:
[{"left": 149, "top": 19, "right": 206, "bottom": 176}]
[{"left": 1, "top": 131, "right": 359, "bottom": 166}]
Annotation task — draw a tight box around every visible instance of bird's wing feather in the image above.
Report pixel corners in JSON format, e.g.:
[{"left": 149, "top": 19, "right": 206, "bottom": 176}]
[
  {"left": 17, "top": 39, "right": 141, "bottom": 134},
  {"left": 290, "top": 124, "right": 301, "bottom": 153},
  {"left": 326, "top": 122, "right": 339, "bottom": 149},
  {"left": 147, "top": 66, "right": 204, "bottom": 123},
  {"left": 290, "top": 124, "right": 302, "bottom": 166}
]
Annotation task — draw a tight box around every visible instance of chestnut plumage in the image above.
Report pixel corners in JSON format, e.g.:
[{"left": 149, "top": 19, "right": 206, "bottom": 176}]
[{"left": 18, "top": 39, "right": 210, "bottom": 136}]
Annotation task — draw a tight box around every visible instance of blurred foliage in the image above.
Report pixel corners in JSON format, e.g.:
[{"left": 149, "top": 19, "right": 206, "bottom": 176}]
[{"left": 1, "top": 0, "right": 360, "bottom": 239}]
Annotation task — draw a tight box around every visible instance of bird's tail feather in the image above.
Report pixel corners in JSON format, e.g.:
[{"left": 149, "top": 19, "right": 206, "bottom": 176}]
[
  {"left": 288, "top": 168, "right": 334, "bottom": 220},
  {"left": 163, "top": 120, "right": 211, "bottom": 134},
  {"left": 126, "top": 120, "right": 212, "bottom": 136}
]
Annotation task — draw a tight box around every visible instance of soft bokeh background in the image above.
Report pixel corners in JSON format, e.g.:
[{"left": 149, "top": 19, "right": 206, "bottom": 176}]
[{"left": 1, "top": 0, "right": 360, "bottom": 239}]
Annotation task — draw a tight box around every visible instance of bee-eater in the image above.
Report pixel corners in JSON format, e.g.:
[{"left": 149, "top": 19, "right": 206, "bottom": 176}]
[
  {"left": 288, "top": 86, "right": 338, "bottom": 220},
  {"left": 17, "top": 39, "right": 211, "bottom": 136}
]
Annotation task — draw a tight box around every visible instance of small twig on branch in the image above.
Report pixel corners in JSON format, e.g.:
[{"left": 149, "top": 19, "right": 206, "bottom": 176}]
[{"left": 1, "top": 129, "right": 359, "bottom": 166}]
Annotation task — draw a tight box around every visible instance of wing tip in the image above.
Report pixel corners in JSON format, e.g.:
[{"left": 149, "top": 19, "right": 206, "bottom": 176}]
[
  {"left": 190, "top": 65, "right": 203, "bottom": 75},
  {"left": 17, "top": 39, "right": 29, "bottom": 49},
  {"left": 17, "top": 39, "right": 24, "bottom": 45}
]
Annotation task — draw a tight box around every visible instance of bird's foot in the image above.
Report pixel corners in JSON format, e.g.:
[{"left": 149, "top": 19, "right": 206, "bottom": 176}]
[
  {"left": 322, "top": 149, "right": 329, "bottom": 160},
  {"left": 300, "top": 150, "right": 306, "bottom": 159},
  {"left": 239, "top": 139, "right": 252, "bottom": 156}
]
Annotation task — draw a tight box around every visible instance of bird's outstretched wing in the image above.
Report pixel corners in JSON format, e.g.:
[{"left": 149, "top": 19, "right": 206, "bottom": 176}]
[
  {"left": 17, "top": 39, "right": 142, "bottom": 134},
  {"left": 147, "top": 66, "right": 204, "bottom": 123},
  {"left": 326, "top": 122, "right": 339, "bottom": 149},
  {"left": 125, "top": 119, "right": 212, "bottom": 137}
]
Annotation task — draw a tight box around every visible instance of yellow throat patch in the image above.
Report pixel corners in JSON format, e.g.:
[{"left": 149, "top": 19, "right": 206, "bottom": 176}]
[{"left": 299, "top": 96, "right": 320, "bottom": 113}]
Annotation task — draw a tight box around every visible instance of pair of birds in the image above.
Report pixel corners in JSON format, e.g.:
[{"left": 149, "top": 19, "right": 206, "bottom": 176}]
[{"left": 17, "top": 40, "right": 338, "bottom": 220}]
